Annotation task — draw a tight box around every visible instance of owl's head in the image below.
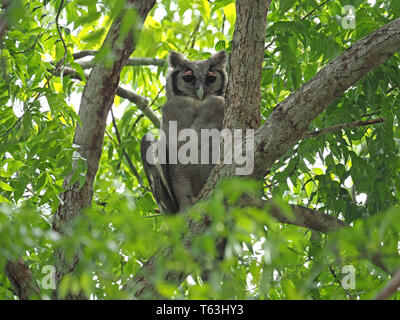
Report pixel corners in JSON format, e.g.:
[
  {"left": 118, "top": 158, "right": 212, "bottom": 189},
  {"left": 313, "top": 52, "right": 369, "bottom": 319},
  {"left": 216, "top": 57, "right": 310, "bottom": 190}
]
[{"left": 166, "top": 50, "right": 228, "bottom": 101}]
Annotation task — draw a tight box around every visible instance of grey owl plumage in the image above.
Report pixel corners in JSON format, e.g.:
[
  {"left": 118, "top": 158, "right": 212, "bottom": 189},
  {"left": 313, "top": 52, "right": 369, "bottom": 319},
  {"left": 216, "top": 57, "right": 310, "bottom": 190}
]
[{"left": 141, "top": 50, "right": 228, "bottom": 213}]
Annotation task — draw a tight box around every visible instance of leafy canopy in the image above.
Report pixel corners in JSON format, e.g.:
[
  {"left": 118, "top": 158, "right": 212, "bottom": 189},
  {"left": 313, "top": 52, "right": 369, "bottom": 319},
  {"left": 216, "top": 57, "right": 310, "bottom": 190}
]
[{"left": 0, "top": 0, "right": 399, "bottom": 299}]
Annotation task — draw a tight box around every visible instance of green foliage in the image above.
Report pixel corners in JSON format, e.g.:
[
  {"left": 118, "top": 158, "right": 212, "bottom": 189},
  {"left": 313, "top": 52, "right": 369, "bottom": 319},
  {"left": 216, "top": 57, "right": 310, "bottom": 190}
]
[{"left": 0, "top": 0, "right": 399, "bottom": 300}]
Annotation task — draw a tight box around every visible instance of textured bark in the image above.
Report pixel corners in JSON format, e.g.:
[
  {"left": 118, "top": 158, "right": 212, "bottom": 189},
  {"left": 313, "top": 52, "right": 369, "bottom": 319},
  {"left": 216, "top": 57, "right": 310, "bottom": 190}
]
[
  {"left": 224, "top": 0, "right": 271, "bottom": 131},
  {"left": 51, "top": 0, "right": 156, "bottom": 299},
  {"left": 78, "top": 56, "right": 165, "bottom": 69},
  {"left": 5, "top": 259, "right": 39, "bottom": 300}
]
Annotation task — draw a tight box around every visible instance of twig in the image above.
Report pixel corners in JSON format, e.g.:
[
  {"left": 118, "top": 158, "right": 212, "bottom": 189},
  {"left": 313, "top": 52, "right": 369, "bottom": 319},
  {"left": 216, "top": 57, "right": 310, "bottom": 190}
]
[
  {"left": 72, "top": 50, "right": 97, "bottom": 60},
  {"left": 61, "top": 66, "right": 161, "bottom": 128},
  {"left": 148, "top": 85, "right": 165, "bottom": 109},
  {"left": 301, "top": 0, "right": 331, "bottom": 21},
  {"left": 328, "top": 265, "right": 342, "bottom": 287},
  {"left": 374, "top": 268, "right": 400, "bottom": 300},
  {"left": 77, "top": 57, "right": 165, "bottom": 69},
  {"left": 141, "top": 214, "right": 162, "bottom": 218},
  {"left": 72, "top": 50, "right": 165, "bottom": 67},
  {"left": 184, "top": 17, "right": 202, "bottom": 51},
  {"left": 10, "top": 31, "right": 43, "bottom": 55},
  {"left": 302, "top": 118, "right": 386, "bottom": 140},
  {"left": 55, "top": 0, "right": 67, "bottom": 66},
  {"left": 110, "top": 109, "right": 148, "bottom": 190},
  {"left": 116, "top": 86, "right": 160, "bottom": 128}
]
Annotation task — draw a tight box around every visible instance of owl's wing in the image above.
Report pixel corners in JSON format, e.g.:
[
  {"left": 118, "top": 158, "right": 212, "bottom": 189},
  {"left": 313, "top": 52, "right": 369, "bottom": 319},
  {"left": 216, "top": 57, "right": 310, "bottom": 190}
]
[{"left": 140, "top": 133, "right": 179, "bottom": 214}]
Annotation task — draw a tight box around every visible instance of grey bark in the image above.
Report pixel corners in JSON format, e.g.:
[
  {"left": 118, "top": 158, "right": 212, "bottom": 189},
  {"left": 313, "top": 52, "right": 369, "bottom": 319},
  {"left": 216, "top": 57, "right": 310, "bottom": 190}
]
[
  {"left": 224, "top": 0, "right": 271, "bottom": 131},
  {"left": 5, "top": 259, "right": 39, "bottom": 300}
]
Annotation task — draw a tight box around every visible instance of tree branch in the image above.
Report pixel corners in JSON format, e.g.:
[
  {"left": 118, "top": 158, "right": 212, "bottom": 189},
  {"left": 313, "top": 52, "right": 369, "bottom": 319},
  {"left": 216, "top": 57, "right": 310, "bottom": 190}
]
[
  {"left": 224, "top": 0, "right": 271, "bottom": 130},
  {"left": 62, "top": 66, "right": 161, "bottom": 128},
  {"left": 4, "top": 258, "right": 39, "bottom": 300},
  {"left": 72, "top": 50, "right": 165, "bottom": 68},
  {"left": 302, "top": 118, "right": 386, "bottom": 140},
  {"left": 116, "top": 86, "right": 160, "bottom": 128},
  {"left": 257, "top": 199, "right": 348, "bottom": 233},
  {"left": 374, "top": 268, "right": 400, "bottom": 300},
  {"left": 127, "top": 197, "right": 347, "bottom": 299},
  {"left": 251, "top": 17, "right": 400, "bottom": 178}
]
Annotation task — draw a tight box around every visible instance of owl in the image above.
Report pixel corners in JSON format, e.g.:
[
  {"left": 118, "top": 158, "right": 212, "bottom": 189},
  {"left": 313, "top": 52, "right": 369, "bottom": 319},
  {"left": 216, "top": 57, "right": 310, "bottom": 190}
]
[{"left": 141, "top": 50, "right": 228, "bottom": 213}]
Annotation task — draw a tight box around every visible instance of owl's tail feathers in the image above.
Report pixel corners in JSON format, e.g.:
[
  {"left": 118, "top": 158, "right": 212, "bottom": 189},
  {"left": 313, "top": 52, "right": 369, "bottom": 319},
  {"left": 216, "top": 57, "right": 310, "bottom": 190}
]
[{"left": 140, "top": 133, "right": 179, "bottom": 214}]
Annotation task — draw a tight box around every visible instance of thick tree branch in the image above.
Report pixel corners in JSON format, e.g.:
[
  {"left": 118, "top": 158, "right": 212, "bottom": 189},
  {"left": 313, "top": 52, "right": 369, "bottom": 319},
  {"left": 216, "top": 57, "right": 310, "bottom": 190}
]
[
  {"left": 52, "top": 0, "right": 156, "bottom": 299},
  {"left": 224, "top": 0, "right": 271, "bottom": 130},
  {"left": 374, "top": 268, "right": 400, "bottom": 300},
  {"left": 62, "top": 66, "right": 160, "bottom": 128},
  {"left": 251, "top": 198, "right": 348, "bottom": 233},
  {"left": 4, "top": 258, "right": 39, "bottom": 300},
  {"left": 77, "top": 56, "right": 165, "bottom": 69},
  {"left": 72, "top": 50, "right": 165, "bottom": 68},
  {"left": 251, "top": 17, "right": 400, "bottom": 178}
]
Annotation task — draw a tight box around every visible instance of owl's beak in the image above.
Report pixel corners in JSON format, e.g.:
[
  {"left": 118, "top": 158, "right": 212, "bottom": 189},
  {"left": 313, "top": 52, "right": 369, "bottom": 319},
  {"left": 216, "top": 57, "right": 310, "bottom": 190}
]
[{"left": 196, "top": 83, "right": 204, "bottom": 100}]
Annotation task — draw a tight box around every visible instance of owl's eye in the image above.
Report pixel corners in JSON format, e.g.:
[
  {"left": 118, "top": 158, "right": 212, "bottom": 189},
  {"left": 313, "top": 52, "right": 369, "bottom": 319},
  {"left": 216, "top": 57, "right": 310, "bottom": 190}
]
[
  {"left": 182, "top": 74, "right": 195, "bottom": 83},
  {"left": 206, "top": 70, "right": 217, "bottom": 83},
  {"left": 182, "top": 69, "right": 195, "bottom": 83},
  {"left": 206, "top": 75, "right": 216, "bottom": 83}
]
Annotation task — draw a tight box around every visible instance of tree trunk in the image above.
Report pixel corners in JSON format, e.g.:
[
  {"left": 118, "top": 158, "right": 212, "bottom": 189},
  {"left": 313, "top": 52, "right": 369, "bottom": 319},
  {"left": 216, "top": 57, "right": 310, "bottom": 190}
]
[{"left": 224, "top": 0, "right": 271, "bottom": 131}]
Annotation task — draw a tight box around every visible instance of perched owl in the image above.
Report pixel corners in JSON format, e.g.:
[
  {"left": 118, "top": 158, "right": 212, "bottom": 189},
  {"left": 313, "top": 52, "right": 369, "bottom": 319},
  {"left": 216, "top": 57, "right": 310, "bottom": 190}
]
[{"left": 141, "top": 50, "right": 228, "bottom": 213}]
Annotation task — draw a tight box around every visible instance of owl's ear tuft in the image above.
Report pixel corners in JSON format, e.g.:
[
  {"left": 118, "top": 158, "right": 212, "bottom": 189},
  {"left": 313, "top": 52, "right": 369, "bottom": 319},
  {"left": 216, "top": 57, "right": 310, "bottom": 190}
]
[
  {"left": 209, "top": 50, "right": 228, "bottom": 69},
  {"left": 168, "top": 51, "right": 187, "bottom": 69}
]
